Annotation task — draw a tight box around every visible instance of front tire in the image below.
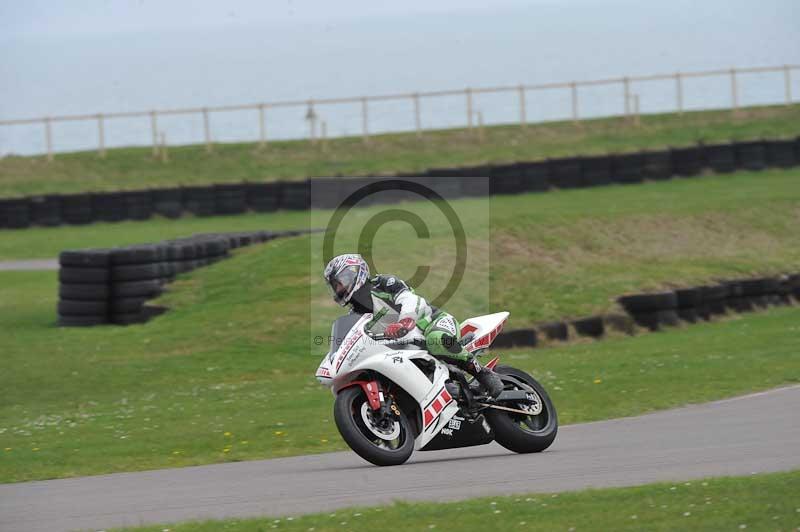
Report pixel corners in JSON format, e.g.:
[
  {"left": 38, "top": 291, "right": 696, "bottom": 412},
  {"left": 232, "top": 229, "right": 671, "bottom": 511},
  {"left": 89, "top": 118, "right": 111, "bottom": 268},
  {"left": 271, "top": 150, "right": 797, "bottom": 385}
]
[
  {"left": 333, "top": 386, "right": 414, "bottom": 466},
  {"left": 485, "top": 365, "right": 558, "bottom": 453}
]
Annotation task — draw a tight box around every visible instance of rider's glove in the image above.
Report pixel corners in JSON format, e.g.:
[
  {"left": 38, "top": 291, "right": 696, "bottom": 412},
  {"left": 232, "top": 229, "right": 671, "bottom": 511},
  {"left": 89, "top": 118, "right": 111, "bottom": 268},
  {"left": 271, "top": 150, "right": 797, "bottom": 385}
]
[{"left": 385, "top": 317, "right": 416, "bottom": 339}]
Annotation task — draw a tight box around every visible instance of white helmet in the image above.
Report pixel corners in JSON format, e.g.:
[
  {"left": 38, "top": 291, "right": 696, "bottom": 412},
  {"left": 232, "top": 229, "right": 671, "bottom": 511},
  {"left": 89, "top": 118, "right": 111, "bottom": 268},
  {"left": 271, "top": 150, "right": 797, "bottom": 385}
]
[{"left": 324, "top": 254, "right": 370, "bottom": 306}]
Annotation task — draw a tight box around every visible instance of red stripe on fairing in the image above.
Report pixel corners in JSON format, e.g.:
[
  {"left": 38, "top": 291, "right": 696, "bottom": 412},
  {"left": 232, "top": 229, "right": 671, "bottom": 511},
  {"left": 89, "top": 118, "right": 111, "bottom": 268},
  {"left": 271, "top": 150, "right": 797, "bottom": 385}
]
[
  {"left": 466, "top": 318, "right": 508, "bottom": 351},
  {"left": 486, "top": 356, "right": 500, "bottom": 370},
  {"left": 432, "top": 398, "right": 443, "bottom": 413},
  {"left": 460, "top": 323, "right": 478, "bottom": 336},
  {"left": 423, "top": 387, "right": 455, "bottom": 429}
]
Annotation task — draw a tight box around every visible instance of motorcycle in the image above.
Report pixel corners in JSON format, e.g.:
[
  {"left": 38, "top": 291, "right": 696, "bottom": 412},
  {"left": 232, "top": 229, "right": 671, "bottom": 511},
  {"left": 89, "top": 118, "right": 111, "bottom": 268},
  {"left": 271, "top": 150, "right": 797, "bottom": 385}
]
[{"left": 316, "top": 311, "right": 558, "bottom": 466}]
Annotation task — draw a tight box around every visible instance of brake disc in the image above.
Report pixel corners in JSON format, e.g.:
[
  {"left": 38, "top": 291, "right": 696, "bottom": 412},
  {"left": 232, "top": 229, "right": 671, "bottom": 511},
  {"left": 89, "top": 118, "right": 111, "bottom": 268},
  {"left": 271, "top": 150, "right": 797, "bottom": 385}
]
[{"left": 360, "top": 403, "right": 400, "bottom": 440}]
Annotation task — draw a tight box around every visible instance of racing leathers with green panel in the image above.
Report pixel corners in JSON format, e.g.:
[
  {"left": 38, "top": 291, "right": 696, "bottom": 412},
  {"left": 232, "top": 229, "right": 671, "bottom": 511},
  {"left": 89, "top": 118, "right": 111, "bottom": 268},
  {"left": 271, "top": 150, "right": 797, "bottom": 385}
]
[{"left": 350, "top": 274, "right": 504, "bottom": 398}]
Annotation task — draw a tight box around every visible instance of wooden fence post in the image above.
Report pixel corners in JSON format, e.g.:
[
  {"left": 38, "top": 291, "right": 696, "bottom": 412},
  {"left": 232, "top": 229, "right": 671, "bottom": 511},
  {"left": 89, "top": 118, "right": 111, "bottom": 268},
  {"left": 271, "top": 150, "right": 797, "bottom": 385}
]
[
  {"left": 202, "top": 108, "right": 212, "bottom": 152},
  {"left": 361, "top": 97, "right": 369, "bottom": 144},
  {"left": 97, "top": 114, "right": 106, "bottom": 158},
  {"left": 477, "top": 111, "right": 485, "bottom": 143},
  {"left": 258, "top": 104, "right": 267, "bottom": 147},
  {"left": 466, "top": 88, "right": 473, "bottom": 129},
  {"left": 570, "top": 82, "right": 579, "bottom": 125},
  {"left": 44, "top": 117, "right": 53, "bottom": 162},
  {"left": 306, "top": 100, "right": 317, "bottom": 144},
  {"left": 150, "top": 111, "right": 159, "bottom": 157},
  {"left": 321, "top": 121, "right": 328, "bottom": 152},
  {"left": 730, "top": 68, "right": 739, "bottom": 114},
  {"left": 518, "top": 84, "right": 527, "bottom": 129},
  {"left": 675, "top": 72, "right": 684, "bottom": 115},
  {"left": 784, "top": 65, "right": 793, "bottom": 105},
  {"left": 412, "top": 93, "right": 422, "bottom": 139},
  {"left": 623, "top": 77, "right": 631, "bottom": 116}
]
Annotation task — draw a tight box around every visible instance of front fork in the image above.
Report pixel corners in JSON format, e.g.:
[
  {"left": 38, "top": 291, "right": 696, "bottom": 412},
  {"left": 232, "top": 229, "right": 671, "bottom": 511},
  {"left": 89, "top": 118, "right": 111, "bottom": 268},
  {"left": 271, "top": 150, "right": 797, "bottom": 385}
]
[{"left": 349, "top": 378, "right": 398, "bottom": 420}]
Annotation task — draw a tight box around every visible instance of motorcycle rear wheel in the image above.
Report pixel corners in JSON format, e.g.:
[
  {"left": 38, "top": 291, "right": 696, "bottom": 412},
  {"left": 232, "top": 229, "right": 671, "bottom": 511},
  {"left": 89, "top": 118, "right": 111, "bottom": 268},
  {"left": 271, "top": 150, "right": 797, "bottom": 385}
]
[
  {"left": 485, "top": 365, "right": 558, "bottom": 453},
  {"left": 333, "top": 386, "right": 415, "bottom": 466}
]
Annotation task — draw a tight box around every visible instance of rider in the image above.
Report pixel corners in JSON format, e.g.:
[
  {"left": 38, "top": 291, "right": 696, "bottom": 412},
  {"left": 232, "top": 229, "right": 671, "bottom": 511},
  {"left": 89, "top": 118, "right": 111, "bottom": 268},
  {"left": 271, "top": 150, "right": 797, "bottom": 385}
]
[{"left": 323, "top": 253, "right": 504, "bottom": 398}]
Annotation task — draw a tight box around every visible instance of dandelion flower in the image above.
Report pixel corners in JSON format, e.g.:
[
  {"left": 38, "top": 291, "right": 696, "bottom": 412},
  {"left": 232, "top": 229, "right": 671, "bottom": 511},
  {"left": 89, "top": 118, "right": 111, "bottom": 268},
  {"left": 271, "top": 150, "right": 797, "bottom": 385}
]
[
  {"left": 275, "top": 431, "right": 284, "bottom": 436},
  {"left": 593, "top": 378, "right": 602, "bottom": 384},
  {"left": 224, "top": 432, "right": 232, "bottom": 437}
]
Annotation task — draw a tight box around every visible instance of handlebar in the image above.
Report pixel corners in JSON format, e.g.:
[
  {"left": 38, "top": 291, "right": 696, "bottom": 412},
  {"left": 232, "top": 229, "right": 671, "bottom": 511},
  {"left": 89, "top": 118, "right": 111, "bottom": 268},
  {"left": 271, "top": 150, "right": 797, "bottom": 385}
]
[{"left": 366, "top": 331, "right": 422, "bottom": 346}]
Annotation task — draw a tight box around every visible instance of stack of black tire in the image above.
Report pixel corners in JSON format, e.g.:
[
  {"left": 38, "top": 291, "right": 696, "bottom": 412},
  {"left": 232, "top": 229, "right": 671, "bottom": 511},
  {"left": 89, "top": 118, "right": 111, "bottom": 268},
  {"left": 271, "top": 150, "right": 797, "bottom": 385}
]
[
  {"left": 618, "top": 292, "right": 680, "bottom": 331},
  {"left": 618, "top": 275, "right": 798, "bottom": 332},
  {"left": 109, "top": 244, "right": 174, "bottom": 325},
  {"left": 106, "top": 235, "right": 239, "bottom": 325},
  {"left": 57, "top": 229, "right": 311, "bottom": 327},
  {"left": 0, "top": 199, "right": 32, "bottom": 229},
  {"left": 490, "top": 273, "right": 800, "bottom": 348},
  {"left": 58, "top": 249, "right": 112, "bottom": 326}
]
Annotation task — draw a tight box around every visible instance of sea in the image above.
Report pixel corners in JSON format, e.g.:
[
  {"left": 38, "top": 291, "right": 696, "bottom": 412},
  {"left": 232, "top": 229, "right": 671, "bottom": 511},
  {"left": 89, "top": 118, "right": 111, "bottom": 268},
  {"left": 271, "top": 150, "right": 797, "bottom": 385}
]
[{"left": 1, "top": 0, "right": 798, "bottom": 156}]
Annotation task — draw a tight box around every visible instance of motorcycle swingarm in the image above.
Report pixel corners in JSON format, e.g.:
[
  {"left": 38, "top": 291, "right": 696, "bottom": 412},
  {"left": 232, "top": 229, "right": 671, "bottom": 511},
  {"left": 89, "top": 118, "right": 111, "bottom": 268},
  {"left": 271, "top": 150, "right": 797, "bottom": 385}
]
[{"left": 477, "top": 402, "right": 538, "bottom": 416}]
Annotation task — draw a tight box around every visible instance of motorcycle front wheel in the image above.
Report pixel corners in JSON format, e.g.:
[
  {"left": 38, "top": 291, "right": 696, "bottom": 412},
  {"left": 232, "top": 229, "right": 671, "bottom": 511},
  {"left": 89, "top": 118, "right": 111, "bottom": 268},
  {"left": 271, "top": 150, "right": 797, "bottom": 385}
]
[
  {"left": 485, "top": 365, "right": 558, "bottom": 453},
  {"left": 333, "top": 386, "right": 415, "bottom": 466}
]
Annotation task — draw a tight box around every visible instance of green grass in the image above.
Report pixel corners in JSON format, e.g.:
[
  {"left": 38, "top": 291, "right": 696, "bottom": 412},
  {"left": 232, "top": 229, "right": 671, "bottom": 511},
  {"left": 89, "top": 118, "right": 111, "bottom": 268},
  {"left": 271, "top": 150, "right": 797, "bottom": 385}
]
[
  {"left": 2, "top": 170, "right": 799, "bottom": 483},
  {"left": 1, "top": 264, "right": 799, "bottom": 483},
  {"left": 0, "top": 209, "right": 312, "bottom": 260},
  {"left": 1, "top": 104, "right": 799, "bottom": 196},
  {"left": 114, "top": 470, "right": 800, "bottom": 532}
]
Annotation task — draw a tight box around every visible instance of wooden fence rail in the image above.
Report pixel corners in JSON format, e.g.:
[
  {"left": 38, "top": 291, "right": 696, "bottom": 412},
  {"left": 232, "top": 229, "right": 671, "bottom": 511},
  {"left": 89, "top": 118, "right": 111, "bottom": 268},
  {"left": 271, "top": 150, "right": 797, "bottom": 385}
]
[{"left": 1, "top": 64, "right": 797, "bottom": 161}]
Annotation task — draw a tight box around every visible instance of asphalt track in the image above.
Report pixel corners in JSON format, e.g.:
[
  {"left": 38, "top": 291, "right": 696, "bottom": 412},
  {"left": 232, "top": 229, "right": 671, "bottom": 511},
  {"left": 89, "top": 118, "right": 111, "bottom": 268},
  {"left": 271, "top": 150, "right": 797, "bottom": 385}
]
[
  {"left": 1, "top": 385, "right": 798, "bottom": 532},
  {"left": 0, "top": 260, "right": 58, "bottom": 271}
]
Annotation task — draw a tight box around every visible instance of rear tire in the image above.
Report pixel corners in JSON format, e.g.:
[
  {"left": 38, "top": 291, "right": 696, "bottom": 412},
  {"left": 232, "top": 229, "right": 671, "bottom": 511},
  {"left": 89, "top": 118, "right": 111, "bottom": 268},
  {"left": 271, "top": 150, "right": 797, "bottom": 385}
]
[
  {"left": 333, "top": 386, "right": 414, "bottom": 466},
  {"left": 485, "top": 365, "right": 558, "bottom": 454}
]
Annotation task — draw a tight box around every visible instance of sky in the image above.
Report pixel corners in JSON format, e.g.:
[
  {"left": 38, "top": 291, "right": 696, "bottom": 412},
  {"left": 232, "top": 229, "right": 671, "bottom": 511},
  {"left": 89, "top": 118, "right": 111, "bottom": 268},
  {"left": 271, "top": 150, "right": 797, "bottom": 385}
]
[{"left": 1, "top": 0, "right": 550, "bottom": 37}]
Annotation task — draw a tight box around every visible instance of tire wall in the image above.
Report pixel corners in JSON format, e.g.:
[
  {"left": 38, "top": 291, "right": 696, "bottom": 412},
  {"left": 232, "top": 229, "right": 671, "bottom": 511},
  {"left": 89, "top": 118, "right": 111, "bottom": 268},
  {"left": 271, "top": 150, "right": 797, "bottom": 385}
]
[
  {"left": 57, "top": 229, "right": 316, "bottom": 327},
  {"left": 3, "top": 137, "right": 799, "bottom": 230},
  {"left": 491, "top": 274, "right": 799, "bottom": 347}
]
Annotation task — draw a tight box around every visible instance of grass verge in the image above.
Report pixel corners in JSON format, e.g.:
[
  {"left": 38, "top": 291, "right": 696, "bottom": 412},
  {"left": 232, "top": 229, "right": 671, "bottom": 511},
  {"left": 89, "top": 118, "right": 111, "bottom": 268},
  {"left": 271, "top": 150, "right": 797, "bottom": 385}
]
[
  {"left": 1, "top": 104, "right": 799, "bottom": 196},
  {"left": 113, "top": 470, "right": 800, "bottom": 531}
]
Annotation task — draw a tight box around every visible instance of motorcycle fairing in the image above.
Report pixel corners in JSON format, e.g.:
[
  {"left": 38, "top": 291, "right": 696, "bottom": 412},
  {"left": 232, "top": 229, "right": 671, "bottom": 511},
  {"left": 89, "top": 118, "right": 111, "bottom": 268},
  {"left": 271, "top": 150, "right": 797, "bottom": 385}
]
[
  {"left": 459, "top": 311, "right": 509, "bottom": 352},
  {"left": 421, "top": 414, "right": 494, "bottom": 451},
  {"left": 317, "top": 311, "right": 506, "bottom": 450}
]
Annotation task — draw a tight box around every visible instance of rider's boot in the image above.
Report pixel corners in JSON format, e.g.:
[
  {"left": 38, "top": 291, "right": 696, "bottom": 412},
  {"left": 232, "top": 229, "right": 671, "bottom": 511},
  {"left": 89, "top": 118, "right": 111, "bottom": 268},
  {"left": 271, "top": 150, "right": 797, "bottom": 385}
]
[{"left": 465, "top": 358, "right": 504, "bottom": 399}]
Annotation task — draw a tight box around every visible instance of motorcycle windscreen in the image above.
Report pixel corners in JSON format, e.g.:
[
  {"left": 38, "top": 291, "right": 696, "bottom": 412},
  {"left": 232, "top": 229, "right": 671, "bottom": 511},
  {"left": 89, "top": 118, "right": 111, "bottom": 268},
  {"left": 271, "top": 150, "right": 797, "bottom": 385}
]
[{"left": 327, "top": 312, "right": 364, "bottom": 363}]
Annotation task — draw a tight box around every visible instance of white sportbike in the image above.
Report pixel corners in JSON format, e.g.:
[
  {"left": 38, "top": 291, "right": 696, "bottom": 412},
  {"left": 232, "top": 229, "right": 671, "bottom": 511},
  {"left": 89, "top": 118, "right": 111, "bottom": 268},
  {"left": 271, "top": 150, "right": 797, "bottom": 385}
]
[{"left": 316, "top": 311, "right": 558, "bottom": 466}]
